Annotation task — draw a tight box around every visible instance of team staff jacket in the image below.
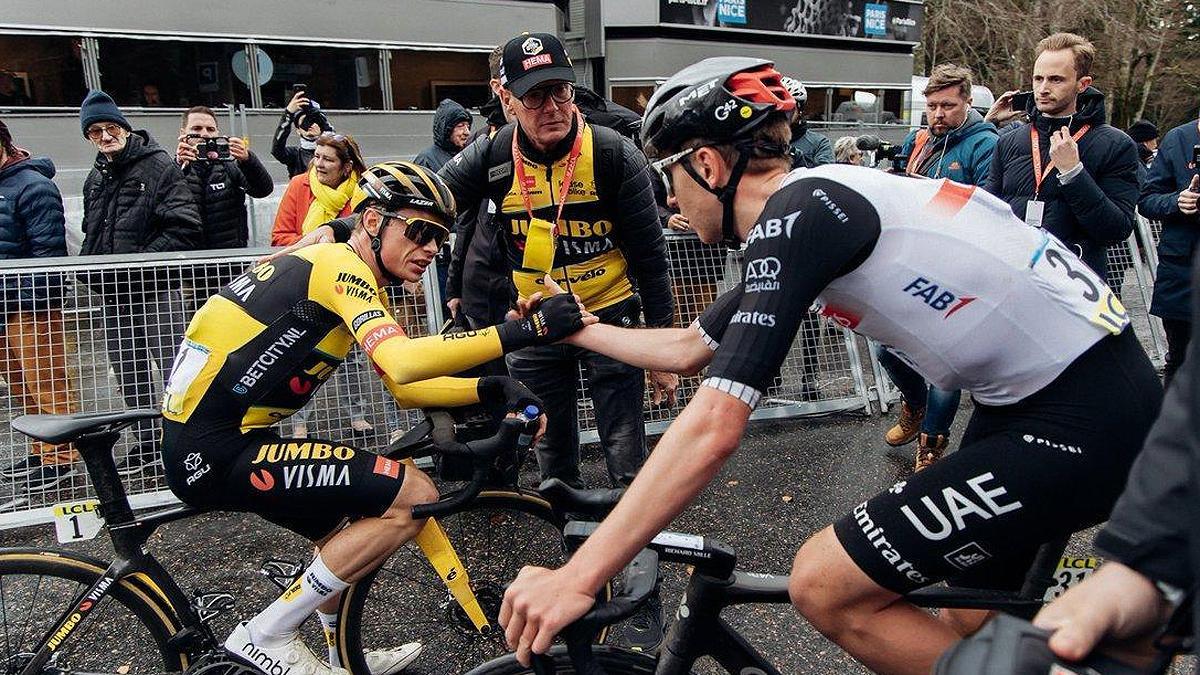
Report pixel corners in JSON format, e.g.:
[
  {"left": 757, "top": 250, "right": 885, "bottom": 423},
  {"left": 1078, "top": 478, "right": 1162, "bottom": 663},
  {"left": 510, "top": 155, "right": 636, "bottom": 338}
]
[
  {"left": 692, "top": 165, "right": 1127, "bottom": 410},
  {"left": 162, "top": 243, "right": 504, "bottom": 433},
  {"left": 438, "top": 118, "right": 675, "bottom": 327}
]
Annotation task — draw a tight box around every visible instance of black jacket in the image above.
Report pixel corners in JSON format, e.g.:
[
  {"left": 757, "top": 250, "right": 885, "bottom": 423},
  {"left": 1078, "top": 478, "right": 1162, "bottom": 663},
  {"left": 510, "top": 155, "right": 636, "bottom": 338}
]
[
  {"left": 80, "top": 130, "right": 201, "bottom": 295},
  {"left": 413, "top": 99, "right": 473, "bottom": 173},
  {"left": 1094, "top": 254, "right": 1200, "bottom": 620},
  {"left": 446, "top": 198, "right": 514, "bottom": 325},
  {"left": 983, "top": 87, "right": 1140, "bottom": 281},
  {"left": 271, "top": 111, "right": 315, "bottom": 178},
  {"left": 181, "top": 152, "right": 274, "bottom": 249},
  {"left": 1143, "top": 120, "right": 1200, "bottom": 322},
  {"left": 439, "top": 119, "right": 675, "bottom": 328}
]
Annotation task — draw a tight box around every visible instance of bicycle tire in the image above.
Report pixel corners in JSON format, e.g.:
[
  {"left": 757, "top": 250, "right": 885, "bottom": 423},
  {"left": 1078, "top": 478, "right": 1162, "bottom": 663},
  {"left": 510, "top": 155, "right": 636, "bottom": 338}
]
[
  {"left": 464, "top": 645, "right": 659, "bottom": 674},
  {"left": 0, "top": 549, "right": 187, "bottom": 675},
  {"left": 337, "top": 489, "right": 613, "bottom": 675}
]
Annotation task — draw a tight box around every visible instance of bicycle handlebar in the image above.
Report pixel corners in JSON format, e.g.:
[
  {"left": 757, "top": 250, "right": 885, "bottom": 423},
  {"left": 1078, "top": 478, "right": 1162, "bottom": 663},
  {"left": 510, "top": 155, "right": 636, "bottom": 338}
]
[
  {"left": 410, "top": 408, "right": 540, "bottom": 520},
  {"left": 530, "top": 546, "right": 660, "bottom": 675}
]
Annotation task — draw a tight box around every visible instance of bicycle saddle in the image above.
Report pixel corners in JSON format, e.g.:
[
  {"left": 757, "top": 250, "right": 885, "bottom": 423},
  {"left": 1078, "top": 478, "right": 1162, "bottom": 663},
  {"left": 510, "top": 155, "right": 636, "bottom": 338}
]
[
  {"left": 539, "top": 478, "right": 625, "bottom": 518},
  {"left": 12, "top": 409, "right": 162, "bottom": 445},
  {"left": 936, "top": 613, "right": 1151, "bottom": 674}
]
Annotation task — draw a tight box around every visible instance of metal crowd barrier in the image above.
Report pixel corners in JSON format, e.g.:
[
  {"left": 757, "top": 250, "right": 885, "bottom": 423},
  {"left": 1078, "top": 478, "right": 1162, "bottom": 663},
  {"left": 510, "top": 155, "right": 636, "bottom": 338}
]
[{"left": 0, "top": 235, "right": 872, "bottom": 527}]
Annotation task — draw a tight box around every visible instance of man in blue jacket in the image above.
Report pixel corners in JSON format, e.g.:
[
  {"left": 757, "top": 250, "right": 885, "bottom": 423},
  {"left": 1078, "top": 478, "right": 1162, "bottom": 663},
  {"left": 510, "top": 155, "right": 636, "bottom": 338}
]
[
  {"left": 0, "top": 119, "right": 78, "bottom": 489},
  {"left": 983, "top": 32, "right": 1139, "bottom": 283},
  {"left": 1142, "top": 116, "right": 1200, "bottom": 387},
  {"left": 881, "top": 63, "right": 999, "bottom": 471}
]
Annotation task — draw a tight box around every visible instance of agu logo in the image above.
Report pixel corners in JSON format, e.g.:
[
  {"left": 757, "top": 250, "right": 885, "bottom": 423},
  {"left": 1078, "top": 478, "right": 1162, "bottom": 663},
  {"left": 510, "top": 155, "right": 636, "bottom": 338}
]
[{"left": 249, "top": 469, "right": 275, "bottom": 492}]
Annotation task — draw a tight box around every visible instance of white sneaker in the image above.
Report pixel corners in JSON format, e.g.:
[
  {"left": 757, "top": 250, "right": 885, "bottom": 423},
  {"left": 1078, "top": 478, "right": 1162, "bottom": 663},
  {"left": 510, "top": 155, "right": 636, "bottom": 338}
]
[
  {"left": 224, "top": 622, "right": 349, "bottom": 675},
  {"left": 364, "top": 644, "right": 422, "bottom": 675}
]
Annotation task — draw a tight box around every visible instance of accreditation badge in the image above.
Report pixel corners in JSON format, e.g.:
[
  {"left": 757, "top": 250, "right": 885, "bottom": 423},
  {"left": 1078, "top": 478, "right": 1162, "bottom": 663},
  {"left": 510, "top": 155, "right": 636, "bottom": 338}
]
[{"left": 521, "top": 217, "right": 557, "bottom": 273}]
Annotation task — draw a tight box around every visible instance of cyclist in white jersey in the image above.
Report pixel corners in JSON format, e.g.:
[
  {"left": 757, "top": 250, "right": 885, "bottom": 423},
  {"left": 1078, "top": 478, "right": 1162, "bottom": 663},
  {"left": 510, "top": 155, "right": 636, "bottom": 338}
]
[{"left": 497, "top": 57, "right": 1162, "bottom": 674}]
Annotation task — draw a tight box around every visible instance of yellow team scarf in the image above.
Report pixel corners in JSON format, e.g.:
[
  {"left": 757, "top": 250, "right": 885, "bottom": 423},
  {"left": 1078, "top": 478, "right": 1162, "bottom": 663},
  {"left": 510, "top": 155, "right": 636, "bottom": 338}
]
[{"left": 302, "top": 166, "right": 358, "bottom": 234}]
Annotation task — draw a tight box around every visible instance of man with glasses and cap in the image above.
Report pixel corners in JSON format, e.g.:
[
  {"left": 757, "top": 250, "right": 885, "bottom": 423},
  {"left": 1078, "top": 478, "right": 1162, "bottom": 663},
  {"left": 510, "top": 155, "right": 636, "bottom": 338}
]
[{"left": 438, "top": 35, "right": 675, "bottom": 496}]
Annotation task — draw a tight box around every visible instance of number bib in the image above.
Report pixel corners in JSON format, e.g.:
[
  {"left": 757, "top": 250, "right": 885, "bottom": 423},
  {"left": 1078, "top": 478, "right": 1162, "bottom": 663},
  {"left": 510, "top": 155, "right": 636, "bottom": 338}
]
[
  {"left": 1043, "top": 555, "right": 1101, "bottom": 601},
  {"left": 1032, "top": 234, "right": 1130, "bottom": 335},
  {"left": 53, "top": 500, "right": 105, "bottom": 543}
]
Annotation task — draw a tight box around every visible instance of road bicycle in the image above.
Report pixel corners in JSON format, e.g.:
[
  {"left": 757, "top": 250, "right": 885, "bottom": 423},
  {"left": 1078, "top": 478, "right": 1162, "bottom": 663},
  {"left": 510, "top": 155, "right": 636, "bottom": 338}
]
[
  {"left": 0, "top": 408, "right": 619, "bottom": 675},
  {"left": 467, "top": 520, "right": 1077, "bottom": 674}
]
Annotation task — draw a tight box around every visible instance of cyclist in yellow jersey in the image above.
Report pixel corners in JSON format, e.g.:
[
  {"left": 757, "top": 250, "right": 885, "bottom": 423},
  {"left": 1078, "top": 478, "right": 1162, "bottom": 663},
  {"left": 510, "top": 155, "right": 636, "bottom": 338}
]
[{"left": 159, "top": 161, "right": 589, "bottom": 675}]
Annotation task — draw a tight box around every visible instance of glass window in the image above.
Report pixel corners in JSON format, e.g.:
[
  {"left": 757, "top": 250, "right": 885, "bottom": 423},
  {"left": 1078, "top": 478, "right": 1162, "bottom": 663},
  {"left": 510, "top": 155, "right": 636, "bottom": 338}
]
[
  {"left": 256, "top": 45, "right": 383, "bottom": 110},
  {"left": 883, "top": 89, "right": 905, "bottom": 125},
  {"left": 831, "top": 88, "right": 888, "bottom": 124},
  {"left": 803, "top": 87, "right": 829, "bottom": 121},
  {"left": 610, "top": 85, "right": 657, "bottom": 115},
  {"left": 389, "top": 49, "right": 489, "bottom": 110},
  {"left": 97, "top": 38, "right": 250, "bottom": 108},
  {"left": 0, "top": 35, "right": 88, "bottom": 107}
]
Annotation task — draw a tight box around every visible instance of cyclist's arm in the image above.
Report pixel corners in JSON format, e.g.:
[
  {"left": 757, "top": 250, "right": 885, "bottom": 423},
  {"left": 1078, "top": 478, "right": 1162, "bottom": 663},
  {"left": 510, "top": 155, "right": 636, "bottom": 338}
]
[
  {"left": 565, "top": 284, "right": 743, "bottom": 374},
  {"left": 385, "top": 376, "right": 482, "bottom": 409},
  {"left": 502, "top": 178, "right": 881, "bottom": 652},
  {"left": 312, "top": 249, "right": 506, "bottom": 384}
]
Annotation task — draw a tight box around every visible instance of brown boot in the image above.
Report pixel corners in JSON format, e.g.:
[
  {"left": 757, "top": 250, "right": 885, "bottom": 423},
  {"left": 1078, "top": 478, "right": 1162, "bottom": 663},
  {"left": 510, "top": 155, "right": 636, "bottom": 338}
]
[
  {"left": 884, "top": 402, "right": 926, "bottom": 446},
  {"left": 914, "top": 433, "right": 949, "bottom": 472}
]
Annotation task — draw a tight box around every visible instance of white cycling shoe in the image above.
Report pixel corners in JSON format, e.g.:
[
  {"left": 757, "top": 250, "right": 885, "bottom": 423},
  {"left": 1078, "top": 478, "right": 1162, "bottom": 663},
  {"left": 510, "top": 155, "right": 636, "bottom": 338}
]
[
  {"left": 225, "top": 622, "right": 350, "bottom": 675},
  {"left": 363, "top": 644, "right": 423, "bottom": 675}
]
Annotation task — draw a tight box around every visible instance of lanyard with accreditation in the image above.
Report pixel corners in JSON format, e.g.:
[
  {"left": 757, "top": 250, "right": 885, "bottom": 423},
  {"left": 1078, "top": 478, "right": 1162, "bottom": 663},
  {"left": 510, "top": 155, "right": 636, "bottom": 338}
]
[
  {"left": 512, "top": 111, "right": 586, "bottom": 280},
  {"left": 1026, "top": 124, "right": 1090, "bottom": 228}
]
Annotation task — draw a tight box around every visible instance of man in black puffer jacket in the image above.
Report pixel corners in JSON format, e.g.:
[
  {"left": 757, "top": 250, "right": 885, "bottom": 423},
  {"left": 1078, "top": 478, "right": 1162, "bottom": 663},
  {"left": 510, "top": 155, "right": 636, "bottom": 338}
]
[
  {"left": 984, "top": 33, "right": 1138, "bottom": 283},
  {"left": 413, "top": 99, "right": 473, "bottom": 173},
  {"left": 79, "top": 90, "right": 200, "bottom": 475},
  {"left": 175, "top": 106, "right": 274, "bottom": 302}
]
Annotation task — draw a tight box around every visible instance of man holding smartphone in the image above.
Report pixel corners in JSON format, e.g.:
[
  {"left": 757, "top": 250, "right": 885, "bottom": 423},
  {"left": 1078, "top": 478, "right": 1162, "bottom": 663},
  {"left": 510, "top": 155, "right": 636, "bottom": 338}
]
[
  {"left": 1141, "top": 116, "right": 1200, "bottom": 387},
  {"left": 176, "top": 106, "right": 274, "bottom": 297},
  {"left": 982, "top": 32, "right": 1139, "bottom": 284}
]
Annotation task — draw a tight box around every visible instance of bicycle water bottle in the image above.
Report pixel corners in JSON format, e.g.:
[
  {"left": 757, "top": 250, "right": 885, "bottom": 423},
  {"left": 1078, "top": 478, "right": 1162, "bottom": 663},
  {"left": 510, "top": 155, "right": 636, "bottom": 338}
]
[{"left": 515, "top": 404, "right": 541, "bottom": 448}]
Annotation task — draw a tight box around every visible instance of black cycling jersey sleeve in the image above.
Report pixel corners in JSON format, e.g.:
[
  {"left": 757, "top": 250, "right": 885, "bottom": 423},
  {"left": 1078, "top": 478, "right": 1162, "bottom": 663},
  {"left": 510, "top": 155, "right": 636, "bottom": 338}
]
[
  {"left": 704, "top": 176, "right": 880, "bottom": 407},
  {"left": 694, "top": 283, "right": 745, "bottom": 349}
]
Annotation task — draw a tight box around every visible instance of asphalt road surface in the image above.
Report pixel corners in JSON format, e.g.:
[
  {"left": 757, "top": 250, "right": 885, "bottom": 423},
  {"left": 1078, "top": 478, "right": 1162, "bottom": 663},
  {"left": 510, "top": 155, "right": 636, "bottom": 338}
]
[{"left": 0, "top": 408, "right": 1132, "bottom": 674}]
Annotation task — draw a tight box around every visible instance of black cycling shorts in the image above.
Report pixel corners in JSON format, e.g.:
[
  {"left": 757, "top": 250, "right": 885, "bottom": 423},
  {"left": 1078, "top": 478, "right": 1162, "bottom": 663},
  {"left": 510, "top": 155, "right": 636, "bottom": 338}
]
[
  {"left": 833, "top": 329, "right": 1161, "bottom": 594},
  {"left": 162, "top": 422, "right": 408, "bottom": 541}
]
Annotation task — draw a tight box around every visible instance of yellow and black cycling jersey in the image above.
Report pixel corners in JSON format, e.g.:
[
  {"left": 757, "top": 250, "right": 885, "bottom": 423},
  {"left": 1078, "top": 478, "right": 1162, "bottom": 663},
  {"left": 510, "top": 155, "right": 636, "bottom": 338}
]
[
  {"left": 162, "top": 243, "right": 501, "bottom": 432},
  {"left": 438, "top": 117, "right": 676, "bottom": 327}
]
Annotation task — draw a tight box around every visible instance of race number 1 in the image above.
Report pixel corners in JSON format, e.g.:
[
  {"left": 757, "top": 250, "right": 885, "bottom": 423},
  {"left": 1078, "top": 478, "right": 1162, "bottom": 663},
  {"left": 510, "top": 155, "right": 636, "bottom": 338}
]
[{"left": 53, "top": 500, "right": 105, "bottom": 543}]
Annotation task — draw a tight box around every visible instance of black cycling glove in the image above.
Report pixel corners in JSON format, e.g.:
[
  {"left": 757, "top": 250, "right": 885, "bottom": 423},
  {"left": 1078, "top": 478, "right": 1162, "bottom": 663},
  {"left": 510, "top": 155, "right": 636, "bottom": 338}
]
[
  {"left": 495, "top": 293, "right": 586, "bottom": 351},
  {"left": 477, "top": 376, "right": 543, "bottom": 414}
]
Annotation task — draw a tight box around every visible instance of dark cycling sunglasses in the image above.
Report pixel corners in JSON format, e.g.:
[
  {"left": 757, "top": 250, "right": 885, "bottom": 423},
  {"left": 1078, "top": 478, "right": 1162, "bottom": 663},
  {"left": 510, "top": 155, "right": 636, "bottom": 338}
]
[{"left": 377, "top": 210, "right": 450, "bottom": 248}]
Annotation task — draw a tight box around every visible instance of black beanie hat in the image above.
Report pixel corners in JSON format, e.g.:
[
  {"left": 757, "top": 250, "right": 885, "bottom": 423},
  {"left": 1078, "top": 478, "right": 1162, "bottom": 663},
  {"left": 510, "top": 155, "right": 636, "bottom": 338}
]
[
  {"left": 80, "top": 90, "right": 131, "bottom": 136},
  {"left": 1127, "top": 119, "right": 1158, "bottom": 143}
]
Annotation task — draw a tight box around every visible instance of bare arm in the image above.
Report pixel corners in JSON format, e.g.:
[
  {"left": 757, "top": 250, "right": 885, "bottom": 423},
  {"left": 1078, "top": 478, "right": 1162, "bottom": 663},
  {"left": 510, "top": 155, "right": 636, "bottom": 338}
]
[{"left": 565, "top": 323, "right": 714, "bottom": 375}]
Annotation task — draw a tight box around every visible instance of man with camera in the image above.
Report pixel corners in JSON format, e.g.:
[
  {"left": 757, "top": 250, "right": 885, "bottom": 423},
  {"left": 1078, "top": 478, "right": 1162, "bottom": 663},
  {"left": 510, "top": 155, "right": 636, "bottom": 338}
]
[
  {"left": 983, "top": 32, "right": 1139, "bottom": 284},
  {"left": 177, "top": 106, "right": 274, "bottom": 251},
  {"left": 1141, "top": 116, "right": 1200, "bottom": 387},
  {"left": 272, "top": 86, "right": 332, "bottom": 178}
]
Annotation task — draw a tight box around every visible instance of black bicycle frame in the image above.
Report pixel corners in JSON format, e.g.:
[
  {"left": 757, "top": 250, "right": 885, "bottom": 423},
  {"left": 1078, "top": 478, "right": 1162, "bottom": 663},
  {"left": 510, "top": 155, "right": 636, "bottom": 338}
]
[{"left": 18, "top": 432, "right": 211, "bottom": 675}]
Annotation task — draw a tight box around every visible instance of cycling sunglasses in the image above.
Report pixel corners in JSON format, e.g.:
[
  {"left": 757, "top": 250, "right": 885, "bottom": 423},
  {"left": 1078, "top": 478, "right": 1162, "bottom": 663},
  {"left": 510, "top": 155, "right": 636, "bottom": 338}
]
[
  {"left": 377, "top": 209, "right": 450, "bottom": 248},
  {"left": 650, "top": 146, "right": 700, "bottom": 198}
]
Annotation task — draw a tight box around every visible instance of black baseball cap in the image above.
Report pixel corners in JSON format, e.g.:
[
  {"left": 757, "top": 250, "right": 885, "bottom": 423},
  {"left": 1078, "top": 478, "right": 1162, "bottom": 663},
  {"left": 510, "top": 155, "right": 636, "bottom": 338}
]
[{"left": 499, "top": 32, "right": 576, "bottom": 98}]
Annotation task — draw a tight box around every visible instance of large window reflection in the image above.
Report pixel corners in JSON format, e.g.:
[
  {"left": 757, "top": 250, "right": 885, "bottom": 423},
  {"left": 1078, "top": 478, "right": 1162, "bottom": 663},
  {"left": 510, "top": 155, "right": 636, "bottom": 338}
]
[
  {"left": 0, "top": 35, "right": 87, "bottom": 107},
  {"left": 97, "top": 39, "right": 251, "bottom": 108}
]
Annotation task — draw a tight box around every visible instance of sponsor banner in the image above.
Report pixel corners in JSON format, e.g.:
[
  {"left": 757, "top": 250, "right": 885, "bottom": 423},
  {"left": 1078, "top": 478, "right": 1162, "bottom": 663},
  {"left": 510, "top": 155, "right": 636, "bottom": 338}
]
[{"left": 659, "top": 0, "right": 923, "bottom": 42}]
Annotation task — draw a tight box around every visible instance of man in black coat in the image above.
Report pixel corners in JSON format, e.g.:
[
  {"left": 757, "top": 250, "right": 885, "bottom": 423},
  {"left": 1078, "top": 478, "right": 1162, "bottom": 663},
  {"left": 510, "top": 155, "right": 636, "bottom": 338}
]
[
  {"left": 175, "top": 106, "right": 274, "bottom": 301},
  {"left": 983, "top": 33, "right": 1139, "bottom": 283},
  {"left": 1141, "top": 117, "right": 1200, "bottom": 387},
  {"left": 79, "top": 90, "right": 200, "bottom": 475}
]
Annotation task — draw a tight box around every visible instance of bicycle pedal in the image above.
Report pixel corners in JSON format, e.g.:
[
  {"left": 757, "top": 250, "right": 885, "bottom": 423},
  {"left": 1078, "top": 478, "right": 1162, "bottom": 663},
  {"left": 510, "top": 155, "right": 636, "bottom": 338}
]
[
  {"left": 192, "top": 592, "right": 236, "bottom": 623},
  {"left": 259, "top": 559, "right": 303, "bottom": 590}
]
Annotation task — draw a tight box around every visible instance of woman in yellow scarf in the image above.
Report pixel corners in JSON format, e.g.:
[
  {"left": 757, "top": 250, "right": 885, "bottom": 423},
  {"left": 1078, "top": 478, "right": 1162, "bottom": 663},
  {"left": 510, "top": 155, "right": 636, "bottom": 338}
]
[{"left": 271, "top": 133, "right": 366, "bottom": 245}]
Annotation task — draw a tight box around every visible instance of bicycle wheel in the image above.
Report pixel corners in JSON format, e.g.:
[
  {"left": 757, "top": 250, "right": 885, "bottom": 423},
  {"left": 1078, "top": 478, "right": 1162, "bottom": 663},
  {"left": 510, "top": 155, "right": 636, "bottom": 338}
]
[
  {"left": 338, "top": 490, "right": 611, "bottom": 675},
  {"left": 464, "top": 645, "right": 658, "bottom": 674},
  {"left": 0, "top": 550, "right": 187, "bottom": 675}
]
